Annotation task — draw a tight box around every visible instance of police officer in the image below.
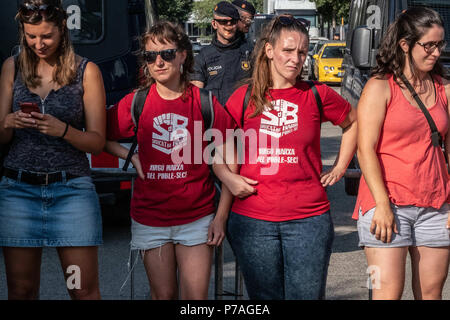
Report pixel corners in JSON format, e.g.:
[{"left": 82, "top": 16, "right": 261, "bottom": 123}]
[
  {"left": 191, "top": 1, "right": 253, "bottom": 107},
  {"left": 232, "top": 0, "right": 255, "bottom": 34}
]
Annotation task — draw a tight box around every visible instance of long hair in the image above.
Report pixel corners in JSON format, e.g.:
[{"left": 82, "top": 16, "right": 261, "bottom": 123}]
[
  {"left": 16, "top": 0, "right": 77, "bottom": 88},
  {"left": 247, "top": 14, "right": 309, "bottom": 117},
  {"left": 371, "top": 7, "right": 445, "bottom": 83},
  {"left": 138, "top": 21, "right": 193, "bottom": 96}
]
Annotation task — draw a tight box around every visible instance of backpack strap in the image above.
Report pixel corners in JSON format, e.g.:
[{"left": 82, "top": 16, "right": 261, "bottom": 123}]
[
  {"left": 131, "top": 87, "right": 150, "bottom": 129},
  {"left": 199, "top": 88, "right": 214, "bottom": 130},
  {"left": 241, "top": 84, "right": 252, "bottom": 127},
  {"left": 305, "top": 80, "right": 323, "bottom": 125},
  {"left": 122, "top": 87, "right": 150, "bottom": 171}
]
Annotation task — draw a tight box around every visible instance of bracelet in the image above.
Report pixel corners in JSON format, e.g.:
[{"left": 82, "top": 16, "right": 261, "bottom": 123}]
[{"left": 61, "top": 122, "right": 69, "bottom": 138}]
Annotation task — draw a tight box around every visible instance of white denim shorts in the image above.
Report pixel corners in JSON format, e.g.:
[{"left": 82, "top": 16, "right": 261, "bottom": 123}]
[
  {"left": 357, "top": 203, "right": 450, "bottom": 248},
  {"left": 130, "top": 214, "right": 215, "bottom": 251}
]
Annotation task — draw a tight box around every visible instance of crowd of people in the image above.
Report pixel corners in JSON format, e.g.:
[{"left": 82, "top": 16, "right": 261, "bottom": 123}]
[{"left": 0, "top": 0, "right": 448, "bottom": 301}]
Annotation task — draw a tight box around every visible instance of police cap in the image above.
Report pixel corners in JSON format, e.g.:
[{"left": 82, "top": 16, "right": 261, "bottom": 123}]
[
  {"left": 232, "top": 0, "right": 256, "bottom": 16},
  {"left": 214, "top": 1, "right": 240, "bottom": 20}
]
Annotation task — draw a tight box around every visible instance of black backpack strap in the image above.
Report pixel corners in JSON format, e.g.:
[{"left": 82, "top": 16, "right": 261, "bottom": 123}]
[
  {"left": 241, "top": 84, "right": 252, "bottom": 127},
  {"left": 131, "top": 87, "right": 150, "bottom": 130},
  {"left": 199, "top": 88, "right": 214, "bottom": 130},
  {"left": 400, "top": 74, "right": 442, "bottom": 147},
  {"left": 122, "top": 87, "right": 150, "bottom": 171},
  {"left": 305, "top": 80, "right": 323, "bottom": 125}
]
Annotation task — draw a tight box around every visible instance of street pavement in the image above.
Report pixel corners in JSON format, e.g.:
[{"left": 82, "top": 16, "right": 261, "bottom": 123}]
[{"left": 0, "top": 85, "right": 449, "bottom": 300}]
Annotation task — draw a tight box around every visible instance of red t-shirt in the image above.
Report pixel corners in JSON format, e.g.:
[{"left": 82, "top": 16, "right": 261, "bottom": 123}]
[
  {"left": 225, "top": 81, "right": 351, "bottom": 221},
  {"left": 107, "top": 84, "right": 236, "bottom": 227}
]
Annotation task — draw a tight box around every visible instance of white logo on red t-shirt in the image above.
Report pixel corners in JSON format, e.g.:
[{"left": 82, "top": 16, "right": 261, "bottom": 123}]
[
  {"left": 260, "top": 99, "right": 298, "bottom": 138},
  {"left": 152, "top": 113, "right": 189, "bottom": 154}
]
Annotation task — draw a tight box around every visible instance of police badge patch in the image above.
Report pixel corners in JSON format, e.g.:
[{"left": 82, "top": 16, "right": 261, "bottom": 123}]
[{"left": 241, "top": 60, "right": 250, "bottom": 71}]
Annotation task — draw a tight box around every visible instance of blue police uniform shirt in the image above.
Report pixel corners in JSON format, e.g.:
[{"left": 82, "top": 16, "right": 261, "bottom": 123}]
[{"left": 192, "top": 33, "right": 253, "bottom": 107}]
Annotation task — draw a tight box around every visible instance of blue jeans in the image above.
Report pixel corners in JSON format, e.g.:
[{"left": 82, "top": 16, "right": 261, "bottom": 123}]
[{"left": 227, "top": 211, "right": 334, "bottom": 300}]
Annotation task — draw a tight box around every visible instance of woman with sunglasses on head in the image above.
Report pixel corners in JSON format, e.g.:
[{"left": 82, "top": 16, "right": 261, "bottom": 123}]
[
  {"left": 353, "top": 7, "right": 449, "bottom": 300},
  {"left": 214, "top": 14, "right": 357, "bottom": 300},
  {"left": 104, "top": 21, "right": 236, "bottom": 300},
  {"left": 0, "top": 0, "right": 105, "bottom": 300}
]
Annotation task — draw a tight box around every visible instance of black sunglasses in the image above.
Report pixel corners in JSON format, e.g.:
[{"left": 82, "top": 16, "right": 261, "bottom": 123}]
[
  {"left": 416, "top": 40, "right": 447, "bottom": 54},
  {"left": 214, "top": 18, "right": 238, "bottom": 26},
  {"left": 143, "top": 49, "right": 178, "bottom": 63},
  {"left": 19, "top": 3, "right": 57, "bottom": 20},
  {"left": 271, "top": 15, "right": 310, "bottom": 33}
]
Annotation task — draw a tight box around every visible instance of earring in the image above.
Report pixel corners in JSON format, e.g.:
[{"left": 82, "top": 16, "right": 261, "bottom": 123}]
[
  {"left": 144, "top": 65, "right": 150, "bottom": 78},
  {"left": 180, "top": 64, "right": 184, "bottom": 75}
]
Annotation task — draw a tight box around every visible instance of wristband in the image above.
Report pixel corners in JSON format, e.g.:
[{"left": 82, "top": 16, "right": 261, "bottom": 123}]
[{"left": 61, "top": 122, "right": 69, "bottom": 138}]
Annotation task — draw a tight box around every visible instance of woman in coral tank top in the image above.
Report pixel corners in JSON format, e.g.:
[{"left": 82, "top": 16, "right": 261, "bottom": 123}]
[{"left": 355, "top": 7, "right": 450, "bottom": 300}]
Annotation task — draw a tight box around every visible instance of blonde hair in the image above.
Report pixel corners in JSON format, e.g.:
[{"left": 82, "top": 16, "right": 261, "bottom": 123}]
[{"left": 16, "top": 0, "right": 77, "bottom": 88}]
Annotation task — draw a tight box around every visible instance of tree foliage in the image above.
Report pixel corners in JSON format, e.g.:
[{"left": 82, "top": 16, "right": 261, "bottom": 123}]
[
  {"left": 156, "top": 0, "right": 194, "bottom": 23},
  {"left": 192, "top": 0, "right": 217, "bottom": 28},
  {"left": 315, "top": 0, "right": 350, "bottom": 24},
  {"left": 252, "top": 0, "right": 264, "bottom": 13}
]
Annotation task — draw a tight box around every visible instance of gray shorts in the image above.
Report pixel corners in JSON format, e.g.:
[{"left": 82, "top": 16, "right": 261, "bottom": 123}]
[
  {"left": 130, "top": 214, "right": 214, "bottom": 251},
  {"left": 357, "top": 203, "right": 450, "bottom": 248}
]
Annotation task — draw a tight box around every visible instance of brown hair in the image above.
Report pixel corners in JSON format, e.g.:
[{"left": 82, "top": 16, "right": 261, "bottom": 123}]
[
  {"left": 247, "top": 14, "right": 308, "bottom": 117},
  {"left": 138, "top": 20, "right": 194, "bottom": 95},
  {"left": 16, "top": 0, "right": 77, "bottom": 88},
  {"left": 371, "top": 7, "right": 445, "bottom": 83}
]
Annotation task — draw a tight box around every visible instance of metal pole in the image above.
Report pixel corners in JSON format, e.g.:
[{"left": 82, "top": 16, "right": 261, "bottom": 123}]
[
  {"left": 144, "top": 0, "right": 158, "bottom": 28},
  {"left": 130, "top": 176, "right": 135, "bottom": 300},
  {"left": 130, "top": 250, "right": 135, "bottom": 300},
  {"left": 214, "top": 244, "right": 224, "bottom": 300},
  {"left": 235, "top": 262, "right": 244, "bottom": 300}
]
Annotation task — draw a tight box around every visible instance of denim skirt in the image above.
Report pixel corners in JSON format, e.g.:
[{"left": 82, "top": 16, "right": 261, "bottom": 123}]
[{"left": 0, "top": 175, "right": 103, "bottom": 247}]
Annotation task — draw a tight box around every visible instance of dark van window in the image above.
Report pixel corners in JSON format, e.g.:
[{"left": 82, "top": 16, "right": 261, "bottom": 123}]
[
  {"left": 407, "top": 0, "right": 450, "bottom": 44},
  {"left": 63, "top": 0, "right": 104, "bottom": 44},
  {"left": 248, "top": 15, "right": 273, "bottom": 44}
]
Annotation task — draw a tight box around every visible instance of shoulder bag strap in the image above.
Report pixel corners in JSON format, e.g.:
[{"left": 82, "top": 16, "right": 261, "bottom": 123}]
[{"left": 400, "top": 74, "right": 441, "bottom": 147}]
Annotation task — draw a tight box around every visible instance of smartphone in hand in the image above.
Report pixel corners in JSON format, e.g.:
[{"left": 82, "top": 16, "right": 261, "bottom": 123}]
[{"left": 19, "top": 102, "right": 40, "bottom": 114}]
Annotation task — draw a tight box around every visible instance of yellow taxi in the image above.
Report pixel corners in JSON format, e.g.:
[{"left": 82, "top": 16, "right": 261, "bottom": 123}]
[{"left": 313, "top": 41, "right": 345, "bottom": 83}]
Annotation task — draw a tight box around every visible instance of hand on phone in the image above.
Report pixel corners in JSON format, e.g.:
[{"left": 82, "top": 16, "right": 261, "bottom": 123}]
[
  {"left": 7, "top": 102, "right": 40, "bottom": 130},
  {"left": 19, "top": 102, "right": 41, "bottom": 114}
]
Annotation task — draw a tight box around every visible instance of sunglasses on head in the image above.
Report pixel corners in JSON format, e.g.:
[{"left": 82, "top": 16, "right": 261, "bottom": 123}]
[
  {"left": 19, "top": 3, "right": 57, "bottom": 20},
  {"left": 214, "top": 18, "right": 238, "bottom": 26},
  {"left": 271, "top": 15, "right": 310, "bottom": 33},
  {"left": 143, "top": 49, "right": 178, "bottom": 63},
  {"left": 416, "top": 40, "right": 447, "bottom": 54}
]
